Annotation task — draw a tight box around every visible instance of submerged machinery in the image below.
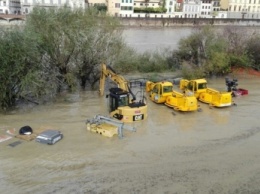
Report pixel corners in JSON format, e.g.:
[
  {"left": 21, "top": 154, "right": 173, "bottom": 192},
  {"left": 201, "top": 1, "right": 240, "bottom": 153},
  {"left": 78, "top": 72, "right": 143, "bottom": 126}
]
[
  {"left": 86, "top": 114, "right": 136, "bottom": 138},
  {"left": 146, "top": 80, "right": 199, "bottom": 112},
  {"left": 225, "top": 77, "right": 248, "bottom": 97},
  {"left": 99, "top": 64, "right": 148, "bottom": 123},
  {"left": 180, "top": 78, "right": 233, "bottom": 107}
]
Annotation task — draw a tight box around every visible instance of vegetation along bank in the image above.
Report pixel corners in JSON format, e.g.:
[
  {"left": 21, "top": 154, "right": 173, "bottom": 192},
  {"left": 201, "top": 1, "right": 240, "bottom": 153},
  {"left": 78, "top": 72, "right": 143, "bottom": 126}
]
[{"left": 0, "top": 6, "right": 259, "bottom": 110}]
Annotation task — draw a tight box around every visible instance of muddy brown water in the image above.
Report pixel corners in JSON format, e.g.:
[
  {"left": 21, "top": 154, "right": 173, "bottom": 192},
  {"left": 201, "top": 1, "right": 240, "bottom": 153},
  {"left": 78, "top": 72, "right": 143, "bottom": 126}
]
[{"left": 0, "top": 73, "right": 260, "bottom": 194}]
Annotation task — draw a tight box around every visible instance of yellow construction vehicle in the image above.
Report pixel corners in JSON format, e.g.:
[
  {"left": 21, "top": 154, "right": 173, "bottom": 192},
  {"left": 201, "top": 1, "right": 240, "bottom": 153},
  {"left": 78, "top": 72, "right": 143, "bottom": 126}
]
[
  {"left": 99, "top": 64, "right": 148, "bottom": 123},
  {"left": 86, "top": 114, "right": 136, "bottom": 138},
  {"left": 146, "top": 80, "right": 199, "bottom": 112},
  {"left": 179, "top": 78, "right": 233, "bottom": 107}
]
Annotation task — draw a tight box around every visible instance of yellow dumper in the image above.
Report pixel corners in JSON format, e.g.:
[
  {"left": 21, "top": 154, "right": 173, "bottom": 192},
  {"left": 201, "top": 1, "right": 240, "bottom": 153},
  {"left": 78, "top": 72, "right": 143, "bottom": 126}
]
[
  {"left": 179, "top": 79, "right": 233, "bottom": 107},
  {"left": 146, "top": 81, "right": 199, "bottom": 112}
]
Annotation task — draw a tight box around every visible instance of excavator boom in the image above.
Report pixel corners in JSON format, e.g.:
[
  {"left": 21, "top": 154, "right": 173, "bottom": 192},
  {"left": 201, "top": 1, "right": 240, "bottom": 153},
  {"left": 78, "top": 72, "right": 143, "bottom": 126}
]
[{"left": 100, "top": 64, "right": 129, "bottom": 96}]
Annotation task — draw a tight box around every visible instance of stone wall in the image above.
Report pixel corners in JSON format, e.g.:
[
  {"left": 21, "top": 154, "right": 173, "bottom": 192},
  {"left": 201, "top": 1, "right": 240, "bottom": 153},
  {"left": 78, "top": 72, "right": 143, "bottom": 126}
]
[
  {"left": 119, "top": 18, "right": 260, "bottom": 27},
  {"left": 1, "top": 17, "right": 260, "bottom": 27}
]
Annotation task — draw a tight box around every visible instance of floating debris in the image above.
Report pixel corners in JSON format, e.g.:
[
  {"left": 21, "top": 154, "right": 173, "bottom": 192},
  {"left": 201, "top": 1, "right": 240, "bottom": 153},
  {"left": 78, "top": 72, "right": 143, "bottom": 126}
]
[
  {"left": 0, "top": 134, "right": 12, "bottom": 143},
  {"left": 8, "top": 141, "right": 22, "bottom": 147}
]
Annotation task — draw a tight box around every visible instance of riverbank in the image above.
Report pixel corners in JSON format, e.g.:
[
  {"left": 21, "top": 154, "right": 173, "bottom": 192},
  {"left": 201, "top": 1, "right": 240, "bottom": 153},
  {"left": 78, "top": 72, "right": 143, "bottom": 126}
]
[
  {"left": 120, "top": 18, "right": 260, "bottom": 27},
  {"left": 232, "top": 67, "right": 260, "bottom": 77},
  {"left": 1, "top": 16, "right": 260, "bottom": 27}
]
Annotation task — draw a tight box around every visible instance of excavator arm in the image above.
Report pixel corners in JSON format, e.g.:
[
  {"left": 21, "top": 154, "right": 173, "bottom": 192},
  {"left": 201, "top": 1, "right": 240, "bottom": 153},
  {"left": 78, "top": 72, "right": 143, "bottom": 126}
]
[
  {"left": 99, "top": 64, "right": 128, "bottom": 95},
  {"left": 99, "top": 64, "right": 136, "bottom": 101}
]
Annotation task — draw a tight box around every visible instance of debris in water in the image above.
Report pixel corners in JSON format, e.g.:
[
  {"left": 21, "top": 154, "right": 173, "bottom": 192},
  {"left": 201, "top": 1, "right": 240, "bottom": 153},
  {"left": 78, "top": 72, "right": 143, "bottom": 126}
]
[{"left": 8, "top": 141, "right": 22, "bottom": 147}]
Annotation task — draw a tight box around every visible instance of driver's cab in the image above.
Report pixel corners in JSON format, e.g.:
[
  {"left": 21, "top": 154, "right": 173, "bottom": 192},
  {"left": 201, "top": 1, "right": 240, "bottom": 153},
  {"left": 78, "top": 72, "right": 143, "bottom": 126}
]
[{"left": 108, "top": 88, "right": 129, "bottom": 112}]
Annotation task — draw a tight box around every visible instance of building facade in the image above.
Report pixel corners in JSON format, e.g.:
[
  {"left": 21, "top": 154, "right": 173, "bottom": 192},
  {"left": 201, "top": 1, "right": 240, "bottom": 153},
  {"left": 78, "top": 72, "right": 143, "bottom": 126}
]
[
  {"left": 1, "top": 0, "right": 260, "bottom": 19},
  {"left": 0, "top": 0, "right": 21, "bottom": 14},
  {"left": 228, "top": 0, "right": 260, "bottom": 19},
  {"left": 20, "top": 0, "right": 85, "bottom": 15}
]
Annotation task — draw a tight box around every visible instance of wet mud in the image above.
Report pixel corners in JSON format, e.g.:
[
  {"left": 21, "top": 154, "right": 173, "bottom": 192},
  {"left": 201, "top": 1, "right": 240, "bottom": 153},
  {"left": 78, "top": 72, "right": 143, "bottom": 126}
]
[{"left": 0, "top": 73, "right": 260, "bottom": 194}]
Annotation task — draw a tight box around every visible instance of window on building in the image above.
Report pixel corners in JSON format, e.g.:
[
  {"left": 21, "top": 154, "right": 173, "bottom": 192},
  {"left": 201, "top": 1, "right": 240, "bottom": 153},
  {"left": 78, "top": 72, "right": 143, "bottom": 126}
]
[
  {"left": 121, "top": 6, "right": 133, "bottom": 10},
  {"left": 234, "top": 5, "right": 237, "bottom": 11},
  {"left": 115, "top": 3, "right": 120, "bottom": 8},
  {"left": 122, "top": 0, "right": 124, "bottom": 3},
  {"left": 170, "top": 1, "right": 173, "bottom": 5},
  {"left": 126, "top": 0, "right": 128, "bottom": 3}
]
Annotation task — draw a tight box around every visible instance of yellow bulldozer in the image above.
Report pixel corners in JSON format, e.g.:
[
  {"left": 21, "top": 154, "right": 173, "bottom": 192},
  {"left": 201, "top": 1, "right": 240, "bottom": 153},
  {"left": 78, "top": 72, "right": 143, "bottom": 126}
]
[
  {"left": 146, "top": 80, "right": 199, "bottom": 112},
  {"left": 179, "top": 78, "right": 233, "bottom": 107}
]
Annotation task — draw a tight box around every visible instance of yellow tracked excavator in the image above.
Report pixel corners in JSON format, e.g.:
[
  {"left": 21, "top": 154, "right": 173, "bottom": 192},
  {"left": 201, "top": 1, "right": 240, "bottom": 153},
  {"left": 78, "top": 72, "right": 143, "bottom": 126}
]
[
  {"left": 99, "top": 64, "right": 148, "bottom": 123},
  {"left": 179, "top": 78, "right": 234, "bottom": 107},
  {"left": 146, "top": 80, "right": 199, "bottom": 112}
]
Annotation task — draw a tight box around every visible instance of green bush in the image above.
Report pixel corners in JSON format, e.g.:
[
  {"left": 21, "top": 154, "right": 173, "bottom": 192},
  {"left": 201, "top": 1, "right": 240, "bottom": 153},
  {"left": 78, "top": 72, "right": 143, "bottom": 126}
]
[
  {"left": 137, "top": 51, "right": 169, "bottom": 73},
  {"left": 134, "top": 7, "right": 167, "bottom": 13},
  {"left": 181, "top": 64, "right": 205, "bottom": 79}
]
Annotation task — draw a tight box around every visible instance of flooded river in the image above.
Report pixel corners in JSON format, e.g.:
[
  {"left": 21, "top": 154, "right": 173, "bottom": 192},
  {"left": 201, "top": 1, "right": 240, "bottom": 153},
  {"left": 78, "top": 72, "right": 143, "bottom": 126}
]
[{"left": 0, "top": 72, "right": 260, "bottom": 194}]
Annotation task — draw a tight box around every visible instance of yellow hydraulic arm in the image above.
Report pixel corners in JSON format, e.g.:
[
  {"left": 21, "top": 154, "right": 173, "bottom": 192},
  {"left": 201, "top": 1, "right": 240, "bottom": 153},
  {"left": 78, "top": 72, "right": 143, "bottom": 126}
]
[{"left": 99, "top": 64, "right": 129, "bottom": 96}]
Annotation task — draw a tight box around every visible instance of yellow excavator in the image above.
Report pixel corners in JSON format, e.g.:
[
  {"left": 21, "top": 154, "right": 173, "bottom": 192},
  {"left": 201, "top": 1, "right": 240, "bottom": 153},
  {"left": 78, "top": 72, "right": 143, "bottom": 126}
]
[
  {"left": 179, "top": 78, "right": 233, "bottom": 107},
  {"left": 99, "top": 64, "right": 148, "bottom": 123},
  {"left": 146, "top": 80, "right": 199, "bottom": 112}
]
